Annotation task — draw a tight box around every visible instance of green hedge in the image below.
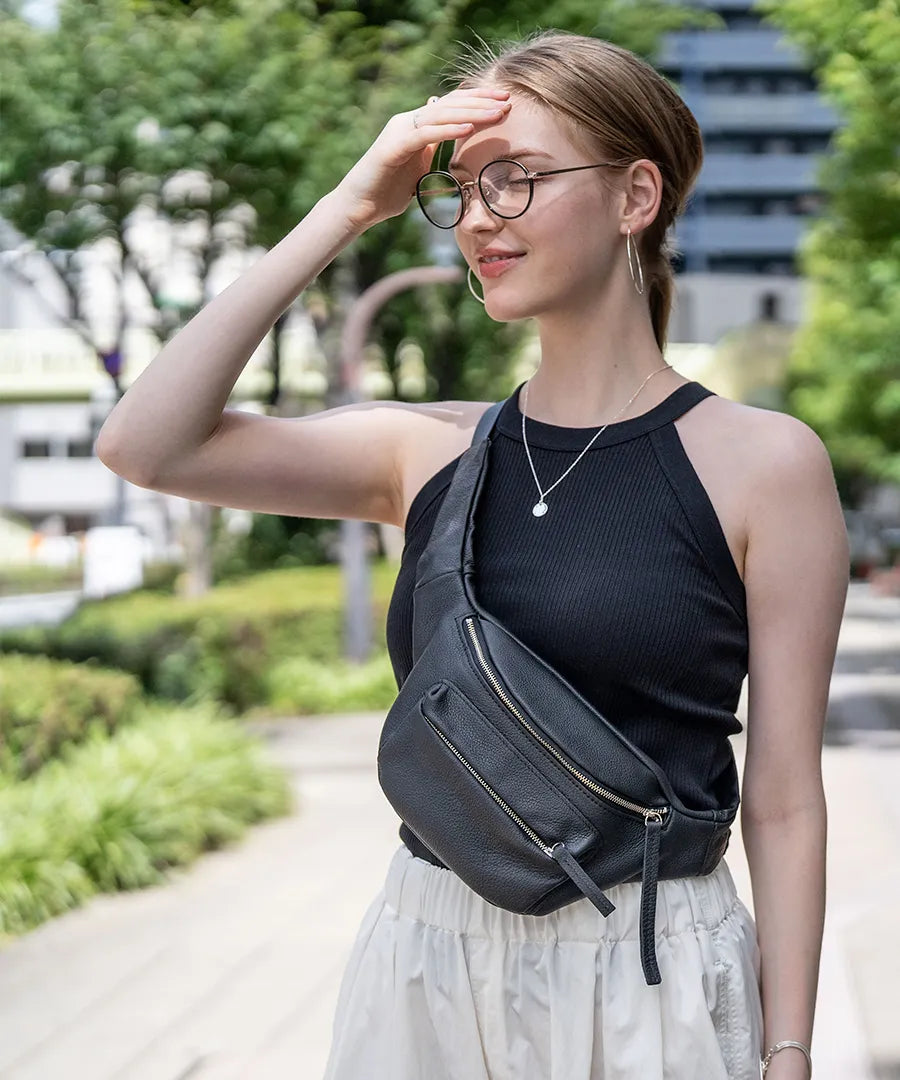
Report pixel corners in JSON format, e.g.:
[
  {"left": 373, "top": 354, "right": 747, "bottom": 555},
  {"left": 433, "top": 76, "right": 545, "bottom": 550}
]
[
  {"left": 0, "top": 562, "right": 83, "bottom": 597},
  {"left": 0, "top": 654, "right": 144, "bottom": 780},
  {"left": 252, "top": 650, "right": 399, "bottom": 718},
  {"left": 0, "top": 562, "right": 401, "bottom": 714},
  {"left": 0, "top": 699, "right": 293, "bottom": 940}
]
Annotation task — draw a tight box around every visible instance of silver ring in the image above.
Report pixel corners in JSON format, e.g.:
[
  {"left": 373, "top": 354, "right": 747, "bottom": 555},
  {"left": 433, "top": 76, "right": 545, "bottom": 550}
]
[{"left": 413, "top": 111, "right": 423, "bottom": 129}]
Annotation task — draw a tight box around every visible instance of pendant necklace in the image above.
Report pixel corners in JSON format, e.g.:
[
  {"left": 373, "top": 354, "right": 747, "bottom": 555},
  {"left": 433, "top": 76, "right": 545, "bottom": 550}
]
[{"left": 522, "top": 363, "right": 673, "bottom": 518}]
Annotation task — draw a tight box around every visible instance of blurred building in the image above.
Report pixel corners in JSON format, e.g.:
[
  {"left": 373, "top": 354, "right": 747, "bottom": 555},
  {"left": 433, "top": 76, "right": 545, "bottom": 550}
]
[
  {"left": 0, "top": 213, "right": 328, "bottom": 548},
  {"left": 660, "top": 0, "right": 840, "bottom": 342}
]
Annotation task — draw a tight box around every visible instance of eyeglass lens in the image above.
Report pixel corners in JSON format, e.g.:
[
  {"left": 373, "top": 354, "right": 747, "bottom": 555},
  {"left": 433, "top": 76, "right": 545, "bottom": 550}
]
[{"left": 417, "top": 160, "right": 532, "bottom": 227}]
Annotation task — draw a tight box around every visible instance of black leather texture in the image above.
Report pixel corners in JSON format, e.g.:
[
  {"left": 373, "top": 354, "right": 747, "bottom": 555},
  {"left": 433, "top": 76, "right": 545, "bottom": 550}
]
[{"left": 376, "top": 395, "right": 740, "bottom": 986}]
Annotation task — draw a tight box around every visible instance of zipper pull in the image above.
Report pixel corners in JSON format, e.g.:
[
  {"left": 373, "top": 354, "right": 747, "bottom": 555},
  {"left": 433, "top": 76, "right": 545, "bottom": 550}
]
[
  {"left": 549, "top": 842, "right": 616, "bottom": 917},
  {"left": 639, "top": 811, "right": 664, "bottom": 985}
]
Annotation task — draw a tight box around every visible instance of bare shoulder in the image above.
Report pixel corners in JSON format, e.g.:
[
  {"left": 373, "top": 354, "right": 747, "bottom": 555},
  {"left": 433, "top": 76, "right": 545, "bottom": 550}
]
[
  {"left": 722, "top": 398, "right": 837, "bottom": 498},
  {"left": 682, "top": 391, "right": 833, "bottom": 487},
  {"left": 672, "top": 392, "right": 840, "bottom": 587},
  {"left": 394, "top": 398, "right": 495, "bottom": 531},
  {"left": 717, "top": 399, "right": 849, "bottom": 598}
]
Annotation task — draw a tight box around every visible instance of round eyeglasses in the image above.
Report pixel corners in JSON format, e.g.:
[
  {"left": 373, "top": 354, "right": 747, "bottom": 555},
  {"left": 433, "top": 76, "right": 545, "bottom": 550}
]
[{"left": 415, "top": 158, "right": 628, "bottom": 229}]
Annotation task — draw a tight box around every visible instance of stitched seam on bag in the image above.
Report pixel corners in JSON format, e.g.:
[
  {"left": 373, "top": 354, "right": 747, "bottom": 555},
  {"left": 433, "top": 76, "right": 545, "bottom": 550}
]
[
  {"left": 702, "top": 823, "right": 725, "bottom": 872},
  {"left": 451, "top": 617, "right": 654, "bottom": 826},
  {"left": 414, "top": 567, "right": 460, "bottom": 590}
]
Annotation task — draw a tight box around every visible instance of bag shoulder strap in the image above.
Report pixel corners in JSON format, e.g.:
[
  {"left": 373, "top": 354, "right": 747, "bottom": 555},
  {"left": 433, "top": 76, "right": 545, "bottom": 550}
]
[{"left": 471, "top": 399, "right": 504, "bottom": 446}]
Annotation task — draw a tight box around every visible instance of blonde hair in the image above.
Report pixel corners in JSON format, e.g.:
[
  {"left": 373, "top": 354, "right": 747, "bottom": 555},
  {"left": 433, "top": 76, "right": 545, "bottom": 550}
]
[{"left": 450, "top": 31, "right": 703, "bottom": 351}]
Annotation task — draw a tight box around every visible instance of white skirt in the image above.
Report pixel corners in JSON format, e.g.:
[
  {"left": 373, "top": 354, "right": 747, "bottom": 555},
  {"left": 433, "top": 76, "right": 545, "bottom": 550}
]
[{"left": 323, "top": 843, "right": 764, "bottom": 1080}]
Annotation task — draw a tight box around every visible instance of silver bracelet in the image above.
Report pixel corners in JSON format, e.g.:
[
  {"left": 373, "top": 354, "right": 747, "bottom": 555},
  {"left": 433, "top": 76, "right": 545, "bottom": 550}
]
[{"left": 760, "top": 1040, "right": 813, "bottom": 1077}]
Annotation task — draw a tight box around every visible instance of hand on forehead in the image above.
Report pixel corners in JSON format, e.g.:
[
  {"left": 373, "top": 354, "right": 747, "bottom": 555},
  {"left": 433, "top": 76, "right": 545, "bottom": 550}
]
[{"left": 449, "top": 95, "right": 581, "bottom": 174}]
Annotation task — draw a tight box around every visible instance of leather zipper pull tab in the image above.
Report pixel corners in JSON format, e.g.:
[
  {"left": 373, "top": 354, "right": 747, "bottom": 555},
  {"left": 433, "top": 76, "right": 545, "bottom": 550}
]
[
  {"left": 549, "top": 842, "right": 616, "bottom": 917},
  {"left": 639, "top": 812, "right": 664, "bottom": 985}
]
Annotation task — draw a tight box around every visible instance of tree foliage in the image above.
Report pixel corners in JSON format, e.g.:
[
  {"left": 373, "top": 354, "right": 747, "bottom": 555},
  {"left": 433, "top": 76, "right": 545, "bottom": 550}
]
[{"left": 758, "top": 0, "right": 900, "bottom": 492}]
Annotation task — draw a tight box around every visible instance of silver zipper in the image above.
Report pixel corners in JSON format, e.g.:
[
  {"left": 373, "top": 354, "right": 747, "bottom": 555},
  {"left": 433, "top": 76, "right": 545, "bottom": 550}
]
[
  {"left": 423, "top": 716, "right": 555, "bottom": 858},
  {"left": 463, "top": 616, "right": 669, "bottom": 824}
]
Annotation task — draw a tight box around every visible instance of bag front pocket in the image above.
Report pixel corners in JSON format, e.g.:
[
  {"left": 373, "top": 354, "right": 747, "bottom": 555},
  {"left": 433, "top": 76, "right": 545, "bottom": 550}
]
[{"left": 378, "top": 680, "right": 608, "bottom": 914}]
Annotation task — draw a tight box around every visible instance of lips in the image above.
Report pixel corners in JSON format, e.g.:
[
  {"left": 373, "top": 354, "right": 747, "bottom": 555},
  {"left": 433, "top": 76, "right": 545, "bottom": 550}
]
[{"left": 476, "top": 252, "right": 526, "bottom": 279}]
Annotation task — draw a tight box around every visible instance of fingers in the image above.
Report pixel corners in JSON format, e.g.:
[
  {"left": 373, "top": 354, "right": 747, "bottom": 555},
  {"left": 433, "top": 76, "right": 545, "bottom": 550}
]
[
  {"left": 412, "top": 86, "right": 510, "bottom": 120},
  {"left": 429, "top": 86, "right": 510, "bottom": 103},
  {"left": 408, "top": 91, "right": 512, "bottom": 139}
]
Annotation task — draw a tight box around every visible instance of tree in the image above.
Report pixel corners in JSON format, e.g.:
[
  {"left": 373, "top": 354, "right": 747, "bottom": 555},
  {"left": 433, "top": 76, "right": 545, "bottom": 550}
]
[
  {"left": 757, "top": 0, "right": 900, "bottom": 495},
  {"left": 1, "top": 0, "right": 710, "bottom": 602}
]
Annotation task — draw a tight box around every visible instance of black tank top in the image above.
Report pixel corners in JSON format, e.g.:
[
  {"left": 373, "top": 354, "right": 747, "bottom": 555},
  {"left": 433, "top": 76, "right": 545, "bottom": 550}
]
[{"left": 386, "top": 380, "right": 747, "bottom": 860}]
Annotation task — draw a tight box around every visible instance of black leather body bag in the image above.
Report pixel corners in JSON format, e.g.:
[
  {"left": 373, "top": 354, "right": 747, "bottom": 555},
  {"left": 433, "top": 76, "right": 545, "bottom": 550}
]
[{"left": 377, "top": 397, "right": 740, "bottom": 985}]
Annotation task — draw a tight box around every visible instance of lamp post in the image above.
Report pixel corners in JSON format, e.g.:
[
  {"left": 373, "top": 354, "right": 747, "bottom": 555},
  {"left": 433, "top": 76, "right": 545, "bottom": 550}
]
[{"left": 338, "top": 204, "right": 463, "bottom": 663}]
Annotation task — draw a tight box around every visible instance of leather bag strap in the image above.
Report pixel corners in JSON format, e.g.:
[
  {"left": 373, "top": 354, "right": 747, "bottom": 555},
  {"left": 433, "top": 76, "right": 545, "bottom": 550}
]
[{"left": 472, "top": 400, "right": 504, "bottom": 446}]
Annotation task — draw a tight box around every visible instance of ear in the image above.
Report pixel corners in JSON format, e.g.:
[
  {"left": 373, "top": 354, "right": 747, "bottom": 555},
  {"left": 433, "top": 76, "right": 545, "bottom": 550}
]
[{"left": 619, "top": 159, "right": 662, "bottom": 236}]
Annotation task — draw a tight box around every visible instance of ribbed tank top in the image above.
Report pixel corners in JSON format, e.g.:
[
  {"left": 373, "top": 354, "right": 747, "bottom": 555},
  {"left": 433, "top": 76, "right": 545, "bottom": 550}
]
[{"left": 386, "top": 379, "right": 748, "bottom": 848}]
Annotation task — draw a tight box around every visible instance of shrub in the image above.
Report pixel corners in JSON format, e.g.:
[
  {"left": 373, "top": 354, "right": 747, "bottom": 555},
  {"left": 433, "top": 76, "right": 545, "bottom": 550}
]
[
  {"left": 255, "top": 650, "right": 399, "bottom": 717},
  {"left": 0, "top": 562, "right": 400, "bottom": 714},
  {"left": 0, "top": 654, "right": 143, "bottom": 780},
  {"left": 0, "top": 699, "right": 293, "bottom": 939}
]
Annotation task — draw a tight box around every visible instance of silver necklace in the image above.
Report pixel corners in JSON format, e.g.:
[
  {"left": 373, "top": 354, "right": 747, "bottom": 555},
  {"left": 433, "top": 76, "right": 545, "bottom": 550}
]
[{"left": 522, "top": 363, "right": 673, "bottom": 518}]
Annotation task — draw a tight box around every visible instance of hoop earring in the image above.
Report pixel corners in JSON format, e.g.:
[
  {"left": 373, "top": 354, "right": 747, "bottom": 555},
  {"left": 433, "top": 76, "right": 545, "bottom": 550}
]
[
  {"left": 626, "top": 226, "right": 645, "bottom": 295},
  {"left": 467, "top": 266, "right": 486, "bottom": 305}
]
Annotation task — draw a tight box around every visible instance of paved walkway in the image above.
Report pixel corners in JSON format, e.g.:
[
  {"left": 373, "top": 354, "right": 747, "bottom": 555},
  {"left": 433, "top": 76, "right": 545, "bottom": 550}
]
[{"left": 0, "top": 585, "right": 897, "bottom": 1079}]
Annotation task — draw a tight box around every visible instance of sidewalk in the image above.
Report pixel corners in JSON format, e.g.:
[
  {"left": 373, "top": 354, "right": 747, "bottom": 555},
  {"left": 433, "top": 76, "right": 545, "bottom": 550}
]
[{"left": 0, "top": 588, "right": 897, "bottom": 1079}]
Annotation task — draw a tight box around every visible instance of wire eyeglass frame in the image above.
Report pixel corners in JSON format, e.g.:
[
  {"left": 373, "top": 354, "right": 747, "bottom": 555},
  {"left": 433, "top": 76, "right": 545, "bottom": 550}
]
[{"left": 416, "top": 158, "right": 629, "bottom": 229}]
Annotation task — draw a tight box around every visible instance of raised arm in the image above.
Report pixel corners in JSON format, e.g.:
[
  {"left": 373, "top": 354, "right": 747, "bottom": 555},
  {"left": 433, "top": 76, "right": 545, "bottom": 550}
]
[{"left": 96, "top": 89, "right": 511, "bottom": 507}]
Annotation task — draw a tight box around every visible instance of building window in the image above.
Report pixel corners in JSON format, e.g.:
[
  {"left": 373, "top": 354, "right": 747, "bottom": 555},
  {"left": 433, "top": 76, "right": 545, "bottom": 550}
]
[
  {"left": 763, "top": 198, "right": 794, "bottom": 215},
  {"left": 764, "top": 137, "right": 794, "bottom": 154},
  {"left": 21, "top": 440, "right": 51, "bottom": 458},
  {"left": 709, "top": 197, "right": 762, "bottom": 216},
  {"left": 704, "top": 135, "right": 756, "bottom": 153},
  {"left": 760, "top": 259, "right": 797, "bottom": 275},
  {"left": 760, "top": 292, "right": 781, "bottom": 321},
  {"left": 723, "top": 13, "right": 762, "bottom": 30},
  {"left": 796, "top": 193, "right": 826, "bottom": 214},
  {"left": 708, "top": 257, "right": 759, "bottom": 274},
  {"left": 67, "top": 438, "right": 95, "bottom": 458}
]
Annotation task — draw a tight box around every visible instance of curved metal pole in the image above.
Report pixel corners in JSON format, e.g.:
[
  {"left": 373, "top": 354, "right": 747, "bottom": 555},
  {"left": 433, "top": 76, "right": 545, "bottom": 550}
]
[
  {"left": 338, "top": 263, "right": 463, "bottom": 663},
  {"left": 340, "top": 265, "right": 463, "bottom": 394}
]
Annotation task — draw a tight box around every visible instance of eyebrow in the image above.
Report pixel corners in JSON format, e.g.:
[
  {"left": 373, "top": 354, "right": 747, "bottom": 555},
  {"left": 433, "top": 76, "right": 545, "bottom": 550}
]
[{"left": 447, "top": 148, "right": 551, "bottom": 173}]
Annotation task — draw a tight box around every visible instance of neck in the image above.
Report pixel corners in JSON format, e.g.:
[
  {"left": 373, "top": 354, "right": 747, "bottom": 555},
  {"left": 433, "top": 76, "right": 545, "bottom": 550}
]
[{"left": 527, "top": 276, "right": 683, "bottom": 427}]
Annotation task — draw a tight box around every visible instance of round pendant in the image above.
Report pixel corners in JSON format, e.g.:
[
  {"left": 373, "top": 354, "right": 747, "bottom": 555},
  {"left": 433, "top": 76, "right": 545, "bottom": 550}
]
[{"left": 532, "top": 500, "right": 548, "bottom": 517}]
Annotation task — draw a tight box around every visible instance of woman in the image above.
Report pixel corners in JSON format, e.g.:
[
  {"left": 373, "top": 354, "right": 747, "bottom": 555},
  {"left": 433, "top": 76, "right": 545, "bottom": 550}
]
[{"left": 97, "top": 30, "right": 848, "bottom": 1080}]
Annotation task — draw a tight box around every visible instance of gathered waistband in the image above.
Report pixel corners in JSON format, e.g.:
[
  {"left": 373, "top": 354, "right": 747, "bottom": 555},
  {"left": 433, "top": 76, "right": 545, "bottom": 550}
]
[{"left": 383, "top": 844, "right": 742, "bottom": 945}]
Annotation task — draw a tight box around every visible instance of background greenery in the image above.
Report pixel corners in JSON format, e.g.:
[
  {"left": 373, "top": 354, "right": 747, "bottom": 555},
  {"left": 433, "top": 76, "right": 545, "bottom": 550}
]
[
  {"left": 759, "top": 0, "right": 900, "bottom": 496},
  {"left": 0, "top": 563, "right": 401, "bottom": 712},
  {"left": 1, "top": 0, "right": 897, "bottom": 939}
]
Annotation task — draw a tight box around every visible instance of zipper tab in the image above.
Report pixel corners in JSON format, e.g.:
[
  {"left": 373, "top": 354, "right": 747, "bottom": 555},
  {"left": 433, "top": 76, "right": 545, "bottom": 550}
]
[
  {"left": 550, "top": 842, "right": 616, "bottom": 917},
  {"left": 639, "top": 811, "right": 663, "bottom": 985},
  {"left": 425, "top": 714, "right": 618, "bottom": 921}
]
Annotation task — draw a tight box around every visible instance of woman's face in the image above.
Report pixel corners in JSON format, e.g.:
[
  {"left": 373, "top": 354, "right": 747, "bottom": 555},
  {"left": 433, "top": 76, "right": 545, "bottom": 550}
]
[{"left": 450, "top": 91, "right": 624, "bottom": 322}]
